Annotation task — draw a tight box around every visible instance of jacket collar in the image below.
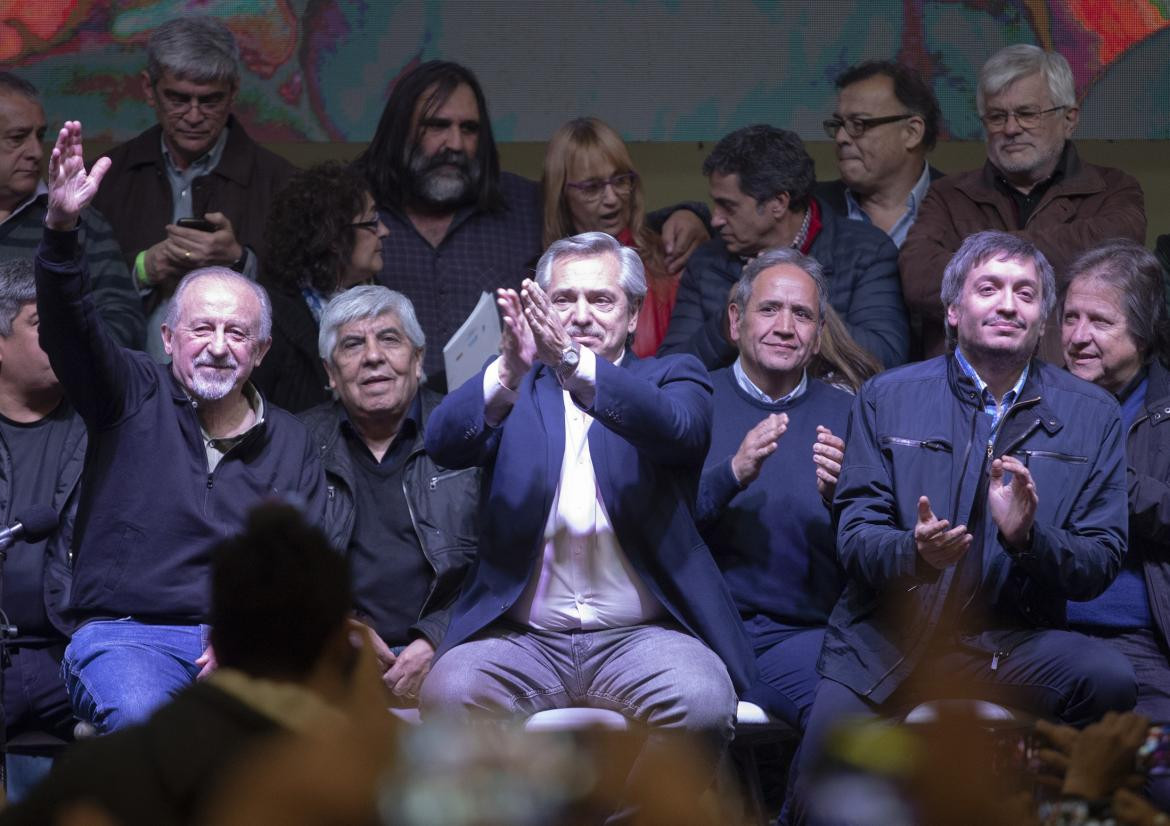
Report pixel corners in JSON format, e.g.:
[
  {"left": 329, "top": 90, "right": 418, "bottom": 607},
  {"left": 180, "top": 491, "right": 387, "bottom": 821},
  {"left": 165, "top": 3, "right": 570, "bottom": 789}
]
[
  {"left": 123, "top": 116, "right": 257, "bottom": 188},
  {"left": 1144, "top": 359, "right": 1170, "bottom": 426},
  {"left": 971, "top": 141, "right": 1105, "bottom": 202},
  {"left": 946, "top": 353, "right": 1063, "bottom": 436}
]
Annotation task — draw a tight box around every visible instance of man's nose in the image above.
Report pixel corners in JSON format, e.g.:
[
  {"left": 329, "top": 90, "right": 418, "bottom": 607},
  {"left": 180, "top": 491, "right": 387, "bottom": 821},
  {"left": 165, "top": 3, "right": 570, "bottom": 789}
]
[
  {"left": 361, "top": 336, "right": 386, "bottom": 364},
  {"left": 208, "top": 327, "right": 228, "bottom": 355}
]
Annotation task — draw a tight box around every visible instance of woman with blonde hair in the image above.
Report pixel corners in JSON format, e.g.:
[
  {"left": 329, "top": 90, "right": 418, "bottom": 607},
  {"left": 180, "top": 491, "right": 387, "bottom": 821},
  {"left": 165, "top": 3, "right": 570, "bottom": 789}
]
[{"left": 542, "top": 117, "right": 680, "bottom": 357}]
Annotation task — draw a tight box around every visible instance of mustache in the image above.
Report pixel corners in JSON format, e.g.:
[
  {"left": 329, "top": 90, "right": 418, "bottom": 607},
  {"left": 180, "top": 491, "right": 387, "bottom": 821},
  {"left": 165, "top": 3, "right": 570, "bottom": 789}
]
[
  {"left": 984, "top": 315, "right": 1025, "bottom": 329},
  {"left": 421, "top": 148, "right": 472, "bottom": 173},
  {"left": 194, "top": 353, "right": 239, "bottom": 369}
]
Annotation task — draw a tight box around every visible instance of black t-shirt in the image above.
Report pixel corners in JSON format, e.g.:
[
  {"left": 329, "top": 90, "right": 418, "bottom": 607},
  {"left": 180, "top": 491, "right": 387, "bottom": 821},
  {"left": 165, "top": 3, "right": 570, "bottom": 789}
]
[
  {"left": 0, "top": 403, "right": 73, "bottom": 643},
  {"left": 343, "top": 409, "right": 431, "bottom": 648}
]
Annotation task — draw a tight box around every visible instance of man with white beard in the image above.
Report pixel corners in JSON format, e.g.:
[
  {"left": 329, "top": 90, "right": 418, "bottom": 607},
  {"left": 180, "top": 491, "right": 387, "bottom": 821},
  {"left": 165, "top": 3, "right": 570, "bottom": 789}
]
[{"left": 34, "top": 119, "right": 325, "bottom": 733}]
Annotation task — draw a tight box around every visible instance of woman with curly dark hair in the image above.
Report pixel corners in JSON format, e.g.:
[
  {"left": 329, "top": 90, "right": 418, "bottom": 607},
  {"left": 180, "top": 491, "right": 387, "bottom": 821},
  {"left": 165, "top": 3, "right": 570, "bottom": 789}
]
[{"left": 253, "top": 162, "right": 389, "bottom": 412}]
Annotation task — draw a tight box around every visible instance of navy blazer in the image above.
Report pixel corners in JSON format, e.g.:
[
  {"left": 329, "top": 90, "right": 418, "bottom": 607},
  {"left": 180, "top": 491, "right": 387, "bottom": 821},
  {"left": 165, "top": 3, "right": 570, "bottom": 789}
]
[{"left": 425, "top": 351, "right": 755, "bottom": 692}]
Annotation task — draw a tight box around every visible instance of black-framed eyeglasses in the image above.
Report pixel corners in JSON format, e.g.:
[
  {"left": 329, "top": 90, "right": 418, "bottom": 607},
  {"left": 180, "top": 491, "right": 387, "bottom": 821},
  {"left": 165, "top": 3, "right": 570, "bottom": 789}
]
[
  {"left": 564, "top": 171, "right": 638, "bottom": 201},
  {"left": 980, "top": 105, "right": 1066, "bottom": 131},
  {"left": 350, "top": 218, "right": 382, "bottom": 233},
  {"left": 822, "top": 113, "right": 914, "bottom": 139}
]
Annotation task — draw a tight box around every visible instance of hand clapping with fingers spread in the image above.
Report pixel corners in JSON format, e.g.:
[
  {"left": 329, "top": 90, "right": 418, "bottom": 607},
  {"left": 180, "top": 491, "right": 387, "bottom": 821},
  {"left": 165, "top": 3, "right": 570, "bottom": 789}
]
[
  {"left": 813, "top": 425, "right": 846, "bottom": 501},
  {"left": 988, "top": 455, "right": 1038, "bottom": 549},
  {"left": 495, "top": 287, "right": 536, "bottom": 391},
  {"left": 914, "top": 495, "right": 972, "bottom": 569},
  {"left": 731, "top": 413, "right": 788, "bottom": 486},
  {"left": 518, "top": 278, "right": 573, "bottom": 367}
]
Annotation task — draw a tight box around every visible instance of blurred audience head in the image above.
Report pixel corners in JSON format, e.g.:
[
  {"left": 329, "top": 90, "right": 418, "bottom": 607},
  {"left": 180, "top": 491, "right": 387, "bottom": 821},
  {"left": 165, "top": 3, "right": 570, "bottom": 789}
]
[{"left": 210, "top": 503, "right": 351, "bottom": 682}]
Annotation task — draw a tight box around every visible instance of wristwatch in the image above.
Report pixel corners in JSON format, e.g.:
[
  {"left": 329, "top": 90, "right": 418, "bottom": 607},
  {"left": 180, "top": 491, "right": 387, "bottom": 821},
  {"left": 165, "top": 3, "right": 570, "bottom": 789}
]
[{"left": 555, "top": 342, "right": 581, "bottom": 382}]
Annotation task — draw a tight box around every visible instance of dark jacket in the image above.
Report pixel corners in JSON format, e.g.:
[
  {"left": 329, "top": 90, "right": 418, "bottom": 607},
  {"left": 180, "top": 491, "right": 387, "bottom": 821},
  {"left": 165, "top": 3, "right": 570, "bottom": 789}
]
[
  {"left": 0, "top": 399, "right": 86, "bottom": 640},
  {"left": 0, "top": 681, "right": 281, "bottom": 826},
  {"left": 823, "top": 355, "right": 1128, "bottom": 702},
  {"left": 1125, "top": 359, "right": 1170, "bottom": 646},
  {"left": 425, "top": 353, "right": 755, "bottom": 693},
  {"left": 35, "top": 228, "right": 326, "bottom": 624},
  {"left": 91, "top": 117, "right": 295, "bottom": 268},
  {"left": 299, "top": 392, "right": 479, "bottom": 647},
  {"left": 658, "top": 196, "right": 908, "bottom": 370},
  {"left": 252, "top": 285, "right": 330, "bottom": 414},
  {"left": 900, "top": 143, "right": 1146, "bottom": 360}
]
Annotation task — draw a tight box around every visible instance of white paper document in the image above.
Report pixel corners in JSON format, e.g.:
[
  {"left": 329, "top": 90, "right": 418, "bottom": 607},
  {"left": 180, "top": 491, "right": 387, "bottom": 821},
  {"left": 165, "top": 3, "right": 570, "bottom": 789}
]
[{"left": 443, "top": 291, "right": 501, "bottom": 392}]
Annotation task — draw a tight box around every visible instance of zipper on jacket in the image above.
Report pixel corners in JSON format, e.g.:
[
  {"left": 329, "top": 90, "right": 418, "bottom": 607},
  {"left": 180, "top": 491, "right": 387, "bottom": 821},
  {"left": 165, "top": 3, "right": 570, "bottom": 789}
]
[
  {"left": 991, "top": 648, "right": 1011, "bottom": 672},
  {"left": 880, "top": 436, "right": 952, "bottom": 451},
  {"left": 428, "top": 469, "right": 466, "bottom": 491}
]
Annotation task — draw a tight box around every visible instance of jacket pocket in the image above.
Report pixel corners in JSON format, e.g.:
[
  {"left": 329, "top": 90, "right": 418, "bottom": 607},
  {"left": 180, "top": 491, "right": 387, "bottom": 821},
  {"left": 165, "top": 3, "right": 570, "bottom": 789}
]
[{"left": 879, "top": 435, "right": 954, "bottom": 524}]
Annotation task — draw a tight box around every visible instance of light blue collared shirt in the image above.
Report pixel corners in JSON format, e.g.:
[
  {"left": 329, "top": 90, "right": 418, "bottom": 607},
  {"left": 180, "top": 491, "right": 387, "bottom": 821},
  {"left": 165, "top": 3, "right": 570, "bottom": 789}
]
[
  {"left": 732, "top": 358, "right": 808, "bottom": 405},
  {"left": 954, "top": 347, "right": 1029, "bottom": 446},
  {"left": 844, "top": 162, "right": 932, "bottom": 248},
  {"left": 161, "top": 125, "right": 230, "bottom": 222}
]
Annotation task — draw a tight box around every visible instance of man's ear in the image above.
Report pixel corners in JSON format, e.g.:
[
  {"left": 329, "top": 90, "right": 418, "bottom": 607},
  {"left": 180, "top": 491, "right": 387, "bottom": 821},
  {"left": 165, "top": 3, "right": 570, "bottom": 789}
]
[
  {"left": 728, "top": 301, "right": 742, "bottom": 345},
  {"left": 252, "top": 337, "right": 272, "bottom": 368},
  {"left": 141, "top": 71, "right": 157, "bottom": 108},
  {"left": 903, "top": 116, "right": 926, "bottom": 152},
  {"left": 161, "top": 323, "right": 175, "bottom": 356},
  {"left": 765, "top": 192, "right": 791, "bottom": 221}
]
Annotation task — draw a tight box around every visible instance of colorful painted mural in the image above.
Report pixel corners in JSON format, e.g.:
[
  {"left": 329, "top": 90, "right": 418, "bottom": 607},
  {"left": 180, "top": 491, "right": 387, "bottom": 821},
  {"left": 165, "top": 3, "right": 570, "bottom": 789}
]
[{"left": 3, "top": 0, "right": 1168, "bottom": 142}]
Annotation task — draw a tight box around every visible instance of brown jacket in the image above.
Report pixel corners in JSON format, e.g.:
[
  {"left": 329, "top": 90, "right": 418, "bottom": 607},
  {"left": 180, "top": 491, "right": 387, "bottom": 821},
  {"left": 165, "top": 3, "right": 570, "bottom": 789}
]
[
  {"left": 899, "top": 142, "right": 1146, "bottom": 361},
  {"left": 92, "top": 116, "right": 295, "bottom": 270}
]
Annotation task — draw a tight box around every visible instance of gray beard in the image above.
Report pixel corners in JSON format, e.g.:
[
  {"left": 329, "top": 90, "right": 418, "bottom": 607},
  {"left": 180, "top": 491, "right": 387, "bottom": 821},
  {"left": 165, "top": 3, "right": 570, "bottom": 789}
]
[{"left": 405, "top": 147, "right": 481, "bottom": 209}]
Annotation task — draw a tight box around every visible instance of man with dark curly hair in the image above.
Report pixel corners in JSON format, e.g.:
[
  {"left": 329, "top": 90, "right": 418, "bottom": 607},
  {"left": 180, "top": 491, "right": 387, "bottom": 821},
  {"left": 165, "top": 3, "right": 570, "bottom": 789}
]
[{"left": 659, "top": 125, "right": 909, "bottom": 371}]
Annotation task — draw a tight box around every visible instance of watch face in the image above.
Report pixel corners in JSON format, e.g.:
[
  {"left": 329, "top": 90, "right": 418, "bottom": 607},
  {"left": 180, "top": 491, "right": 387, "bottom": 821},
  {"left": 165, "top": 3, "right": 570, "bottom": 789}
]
[{"left": 563, "top": 347, "right": 579, "bottom": 367}]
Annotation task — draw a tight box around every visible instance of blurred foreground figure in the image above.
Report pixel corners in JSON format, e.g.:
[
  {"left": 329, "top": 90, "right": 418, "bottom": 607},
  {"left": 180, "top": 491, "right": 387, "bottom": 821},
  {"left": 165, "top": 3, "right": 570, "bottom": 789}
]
[{"left": 0, "top": 504, "right": 388, "bottom": 826}]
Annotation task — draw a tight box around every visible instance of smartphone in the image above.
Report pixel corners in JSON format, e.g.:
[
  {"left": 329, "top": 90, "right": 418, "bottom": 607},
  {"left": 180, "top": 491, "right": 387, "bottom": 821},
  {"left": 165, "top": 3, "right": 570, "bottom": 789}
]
[
  {"left": 176, "top": 217, "right": 216, "bottom": 232},
  {"left": 1138, "top": 724, "right": 1170, "bottom": 776}
]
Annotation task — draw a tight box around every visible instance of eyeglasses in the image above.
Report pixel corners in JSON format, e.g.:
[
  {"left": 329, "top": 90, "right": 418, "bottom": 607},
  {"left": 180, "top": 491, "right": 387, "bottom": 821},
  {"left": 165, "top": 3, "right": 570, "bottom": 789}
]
[
  {"left": 350, "top": 218, "right": 382, "bottom": 234},
  {"left": 565, "top": 172, "right": 638, "bottom": 201},
  {"left": 822, "top": 113, "right": 913, "bottom": 139},
  {"left": 980, "top": 105, "right": 1066, "bottom": 131},
  {"left": 155, "top": 86, "right": 231, "bottom": 117}
]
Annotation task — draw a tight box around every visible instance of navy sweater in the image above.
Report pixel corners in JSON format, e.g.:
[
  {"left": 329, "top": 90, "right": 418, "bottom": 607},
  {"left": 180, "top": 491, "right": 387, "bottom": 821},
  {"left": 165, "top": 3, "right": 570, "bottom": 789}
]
[
  {"left": 36, "top": 228, "right": 326, "bottom": 623},
  {"left": 698, "top": 368, "right": 852, "bottom": 627}
]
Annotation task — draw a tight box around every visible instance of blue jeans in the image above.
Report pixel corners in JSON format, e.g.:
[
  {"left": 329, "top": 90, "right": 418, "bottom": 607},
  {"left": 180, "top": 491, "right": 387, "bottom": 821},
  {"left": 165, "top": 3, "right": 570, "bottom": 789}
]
[{"left": 62, "top": 619, "right": 209, "bottom": 733}]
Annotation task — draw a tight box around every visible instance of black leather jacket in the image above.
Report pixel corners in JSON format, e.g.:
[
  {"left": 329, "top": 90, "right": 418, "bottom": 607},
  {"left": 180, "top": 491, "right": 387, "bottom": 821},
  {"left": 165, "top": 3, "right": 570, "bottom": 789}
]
[
  {"left": 299, "top": 390, "right": 479, "bottom": 647},
  {"left": 1124, "top": 359, "right": 1170, "bottom": 645}
]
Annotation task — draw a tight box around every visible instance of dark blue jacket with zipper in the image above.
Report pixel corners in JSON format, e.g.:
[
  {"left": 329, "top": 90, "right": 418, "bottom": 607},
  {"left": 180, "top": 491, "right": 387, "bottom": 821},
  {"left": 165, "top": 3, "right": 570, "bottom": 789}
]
[{"left": 821, "top": 354, "right": 1128, "bottom": 702}]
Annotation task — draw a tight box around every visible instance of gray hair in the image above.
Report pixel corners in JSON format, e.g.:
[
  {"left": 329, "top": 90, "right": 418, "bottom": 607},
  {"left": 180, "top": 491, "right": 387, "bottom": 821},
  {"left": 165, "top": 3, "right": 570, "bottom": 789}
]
[
  {"left": 146, "top": 17, "right": 240, "bottom": 86},
  {"left": 1065, "top": 239, "right": 1170, "bottom": 362},
  {"left": 731, "top": 246, "right": 829, "bottom": 332},
  {"left": 0, "top": 71, "right": 38, "bottom": 102},
  {"left": 535, "top": 231, "right": 647, "bottom": 307},
  {"left": 977, "top": 44, "right": 1076, "bottom": 116},
  {"left": 165, "top": 268, "right": 272, "bottom": 341},
  {"left": 0, "top": 259, "right": 36, "bottom": 337},
  {"left": 318, "top": 285, "right": 425, "bottom": 366},
  {"left": 940, "top": 231, "right": 1056, "bottom": 350}
]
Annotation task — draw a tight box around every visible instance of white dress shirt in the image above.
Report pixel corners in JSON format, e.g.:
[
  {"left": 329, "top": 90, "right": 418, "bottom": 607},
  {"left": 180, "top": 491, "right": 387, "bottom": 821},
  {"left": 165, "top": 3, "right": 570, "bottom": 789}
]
[{"left": 483, "top": 348, "right": 666, "bottom": 630}]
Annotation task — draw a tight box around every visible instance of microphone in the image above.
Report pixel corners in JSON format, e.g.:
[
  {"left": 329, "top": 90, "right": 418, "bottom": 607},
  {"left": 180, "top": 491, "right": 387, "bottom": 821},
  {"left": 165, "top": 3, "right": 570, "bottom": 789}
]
[{"left": 0, "top": 505, "right": 59, "bottom": 552}]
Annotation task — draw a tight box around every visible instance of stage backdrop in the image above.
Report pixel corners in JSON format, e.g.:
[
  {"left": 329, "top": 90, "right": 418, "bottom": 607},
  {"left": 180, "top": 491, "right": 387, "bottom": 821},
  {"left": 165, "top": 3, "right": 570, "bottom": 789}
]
[{"left": 3, "top": 0, "right": 1170, "bottom": 144}]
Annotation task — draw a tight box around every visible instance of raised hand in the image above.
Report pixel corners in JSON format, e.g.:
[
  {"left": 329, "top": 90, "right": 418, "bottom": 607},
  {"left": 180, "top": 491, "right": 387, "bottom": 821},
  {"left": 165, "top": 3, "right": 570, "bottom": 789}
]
[
  {"left": 731, "top": 413, "right": 788, "bottom": 486},
  {"left": 661, "top": 209, "right": 708, "bottom": 274},
  {"left": 988, "top": 455, "right": 1038, "bottom": 549},
  {"left": 496, "top": 287, "right": 536, "bottom": 390},
  {"left": 45, "top": 121, "right": 110, "bottom": 230},
  {"left": 813, "top": 425, "right": 846, "bottom": 501},
  {"left": 914, "top": 495, "right": 971, "bottom": 569},
  {"left": 519, "top": 278, "right": 572, "bottom": 366}
]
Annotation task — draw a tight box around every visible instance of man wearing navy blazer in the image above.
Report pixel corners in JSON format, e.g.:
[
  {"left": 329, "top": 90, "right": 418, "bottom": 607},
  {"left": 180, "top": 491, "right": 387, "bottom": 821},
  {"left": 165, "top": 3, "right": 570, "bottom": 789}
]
[{"left": 421, "top": 231, "right": 752, "bottom": 811}]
